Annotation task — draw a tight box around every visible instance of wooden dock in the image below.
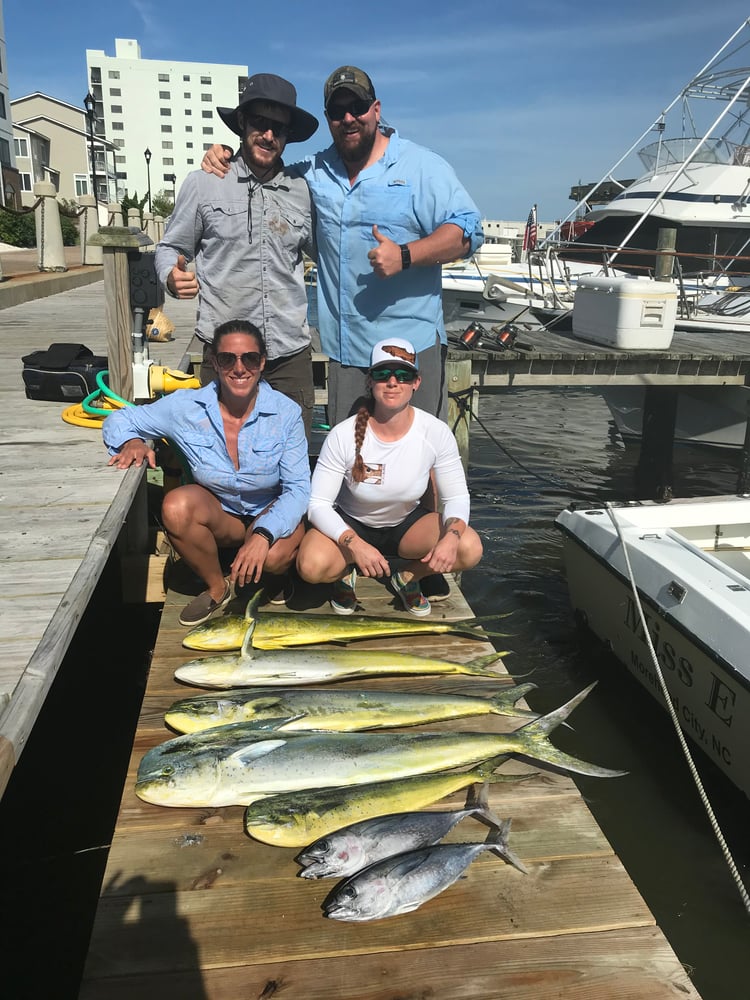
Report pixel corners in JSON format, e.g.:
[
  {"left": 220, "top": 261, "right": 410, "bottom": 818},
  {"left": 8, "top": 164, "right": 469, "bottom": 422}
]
[{"left": 80, "top": 574, "right": 701, "bottom": 999}]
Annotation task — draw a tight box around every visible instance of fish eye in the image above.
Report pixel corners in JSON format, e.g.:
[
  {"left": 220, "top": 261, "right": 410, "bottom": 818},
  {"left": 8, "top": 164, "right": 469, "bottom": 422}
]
[
  {"left": 342, "top": 885, "right": 357, "bottom": 901},
  {"left": 161, "top": 765, "right": 174, "bottom": 776},
  {"left": 317, "top": 839, "right": 330, "bottom": 851}
]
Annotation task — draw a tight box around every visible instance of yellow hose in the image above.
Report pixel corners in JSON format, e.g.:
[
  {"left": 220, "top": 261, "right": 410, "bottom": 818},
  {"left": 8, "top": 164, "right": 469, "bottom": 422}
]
[{"left": 61, "top": 397, "right": 125, "bottom": 428}]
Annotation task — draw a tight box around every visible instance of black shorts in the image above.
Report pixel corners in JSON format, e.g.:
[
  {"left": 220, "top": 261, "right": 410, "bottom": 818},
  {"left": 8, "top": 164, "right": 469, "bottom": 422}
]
[{"left": 336, "top": 505, "right": 432, "bottom": 558}]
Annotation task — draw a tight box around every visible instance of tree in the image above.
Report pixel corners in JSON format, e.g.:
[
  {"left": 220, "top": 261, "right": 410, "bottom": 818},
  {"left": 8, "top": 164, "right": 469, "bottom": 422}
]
[
  {"left": 120, "top": 191, "right": 149, "bottom": 225},
  {"left": 152, "top": 190, "right": 174, "bottom": 218}
]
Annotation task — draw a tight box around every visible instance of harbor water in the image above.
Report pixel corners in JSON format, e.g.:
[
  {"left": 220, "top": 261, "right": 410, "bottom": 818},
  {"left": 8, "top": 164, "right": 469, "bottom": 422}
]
[{"left": 1, "top": 379, "right": 748, "bottom": 998}]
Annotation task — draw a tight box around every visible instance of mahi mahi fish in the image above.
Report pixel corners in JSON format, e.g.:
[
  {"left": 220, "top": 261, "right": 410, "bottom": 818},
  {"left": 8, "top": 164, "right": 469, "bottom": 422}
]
[
  {"left": 175, "top": 620, "right": 510, "bottom": 688},
  {"left": 243, "top": 759, "right": 527, "bottom": 847},
  {"left": 182, "top": 595, "right": 509, "bottom": 651},
  {"left": 164, "top": 682, "right": 537, "bottom": 734},
  {"left": 296, "top": 782, "right": 519, "bottom": 879},
  {"left": 135, "top": 684, "right": 624, "bottom": 808},
  {"left": 322, "top": 822, "right": 524, "bottom": 921}
]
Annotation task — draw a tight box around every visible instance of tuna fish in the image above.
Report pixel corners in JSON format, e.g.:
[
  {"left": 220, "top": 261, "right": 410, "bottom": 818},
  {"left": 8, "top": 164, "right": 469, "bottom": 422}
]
[
  {"left": 135, "top": 684, "right": 624, "bottom": 808},
  {"left": 322, "top": 822, "right": 525, "bottom": 921},
  {"left": 164, "top": 683, "right": 537, "bottom": 734}
]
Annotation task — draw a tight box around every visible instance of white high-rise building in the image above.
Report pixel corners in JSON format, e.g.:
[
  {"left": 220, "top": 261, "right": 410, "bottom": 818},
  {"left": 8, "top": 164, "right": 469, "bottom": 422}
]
[
  {"left": 0, "top": 0, "right": 20, "bottom": 207},
  {"left": 85, "top": 39, "right": 247, "bottom": 206}
]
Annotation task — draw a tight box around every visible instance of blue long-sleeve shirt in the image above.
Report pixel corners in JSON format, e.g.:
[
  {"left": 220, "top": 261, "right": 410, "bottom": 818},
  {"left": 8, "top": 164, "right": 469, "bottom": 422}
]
[
  {"left": 103, "top": 382, "right": 310, "bottom": 540},
  {"left": 299, "top": 129, "right": 484, "bottom": 367}
]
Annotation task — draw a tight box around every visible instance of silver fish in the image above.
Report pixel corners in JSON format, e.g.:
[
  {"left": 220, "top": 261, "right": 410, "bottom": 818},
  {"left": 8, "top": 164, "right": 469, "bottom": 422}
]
[
  {"left": 322, "top": 821, "right": 525, "bottom": 921},
  {"left": 296, "top": 782, "right": 513, "bottom": 879}
]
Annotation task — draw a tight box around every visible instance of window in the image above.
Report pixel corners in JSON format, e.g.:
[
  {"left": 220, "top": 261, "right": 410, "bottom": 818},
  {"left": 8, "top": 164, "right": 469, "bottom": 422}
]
[
  {"left": 113, "top": 138, "right": 125, "bottom": 148},
  {"left": 184, "top": 92, "right": 191, "bottom": 99},
  {"left": 185, "top": 109, "right": 192, "bottom": 116},
  {"left": 158, "top": 73, "right": 169, "bottom": 82},
  {"left": 90, "top": 67, "right": 101, "bottom": 83},
  {"left": 74, "top": 174, "right": 89, "bottom": 196},
  {"left": 202, "top": 127, "right": 213, "bottom": 135},
  {"left": 111, "top": 105, "right": 122, "bottom": 114},
  {"left": 0, "top": 138, "right": 10, "bottom": 165},
  {"left": 202, "top": 110, "right": 212, "bottom": 119},
  {"left": 187, "top": 158, "right": 194, "bottom": 164},
  {"left": 0, "top": 94, "right": 6, "bottom": 119},
  {"left": 14, "top": 137, "right": 29, "bottom": 158},
  {"left": 115, "top": 154, "right": 127, "bottom": 164},
  {"left": 110, "top": 87, "right": 121, "bottom": 96},
  {"left": 185, "top": 125, "right": 193, "bottom": 133},
  {"left": 116, "top": 171, "right": 127, "bottom": 180},
  {"left": 201, "top": 93, "right": 212, "bottom": 102},
  {"left": 186, "top": 141, "right": 193, "bottom": 148},
  {"left": 163, "top": 157, "right": 174, "bottom": 166},
  {"left": 202, "top": 143, "right": 212, "bottom": 151},
  {"left": 20, "top": 172, "right": 32, "bottom": 192},
  {"left": 108, "top": 70, "right": 120, "bottom": 79},
  {"left": 112, "top": 122, "right": 124, "bottom": 131},
  {"left": 183, "top": 75, "right": 190, "bottom": 82},
  {"left": 161, "top": 125, "right": 173, "bottom": 133},
  {"left": 200, "top": 76, "right": 211, "bottom": 85},
  {"left": 162, "top": 141, "right": 173, "bottom": 149},
  {"left": 159, "top": 91, "right": 170, "bottom": 100},
  {"left": 160, "top": 108, "right": 172, "bottom": 117}
]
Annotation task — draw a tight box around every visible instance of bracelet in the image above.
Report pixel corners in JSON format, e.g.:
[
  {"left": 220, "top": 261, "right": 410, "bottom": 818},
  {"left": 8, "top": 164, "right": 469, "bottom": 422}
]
[
  {"left": 252, "top": 525, "right": 275, "bottom": 546},
  {"left": 400, "top": 244, "right": 411, "bottom": 270}
]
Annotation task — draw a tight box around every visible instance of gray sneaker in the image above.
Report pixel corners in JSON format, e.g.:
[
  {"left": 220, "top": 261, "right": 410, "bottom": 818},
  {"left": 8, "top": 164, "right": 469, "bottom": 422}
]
[{"left": 179, "top": 581, "right": 232, "bottom": 627}]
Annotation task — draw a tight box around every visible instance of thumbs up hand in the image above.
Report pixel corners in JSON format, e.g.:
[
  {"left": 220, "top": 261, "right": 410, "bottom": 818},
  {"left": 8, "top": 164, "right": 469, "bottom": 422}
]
[
  {"left": 167, "top": 254, "right": 199, "bottom": 298},
  {"left": 367, "top": 225, "right": 403, "bottom": 278}
]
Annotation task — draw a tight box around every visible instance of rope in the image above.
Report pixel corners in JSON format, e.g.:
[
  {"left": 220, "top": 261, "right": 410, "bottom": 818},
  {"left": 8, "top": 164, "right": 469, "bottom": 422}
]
[{"left": 604, "top": 504, "right": 750, "bottom": 914}]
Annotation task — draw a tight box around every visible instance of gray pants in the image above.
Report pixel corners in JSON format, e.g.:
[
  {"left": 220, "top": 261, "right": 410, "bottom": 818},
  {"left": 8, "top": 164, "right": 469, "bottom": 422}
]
[{"left": 326, "top": 334, "right": 447, "bottom": 428}]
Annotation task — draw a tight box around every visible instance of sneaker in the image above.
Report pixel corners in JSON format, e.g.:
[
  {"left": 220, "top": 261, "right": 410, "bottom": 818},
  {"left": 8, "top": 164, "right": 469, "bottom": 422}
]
[
  {"left": 421, "top": 573, "right": 451, "bottom": 602},
  {"left": 391, "top": 571, "right": 431, "bottom": 617},
  {"left": 266, "top": 575, "right": 294, "bottom": 606},
  {"left": 179, "top": 580, "right": 233, "bottom": 627},
  {"left": 330, "top": 567, "right": 358, "bottom": 615}
]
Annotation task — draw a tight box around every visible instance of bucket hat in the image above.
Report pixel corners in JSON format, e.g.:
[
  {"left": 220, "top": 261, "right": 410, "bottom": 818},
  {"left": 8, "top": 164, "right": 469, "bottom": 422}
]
[{"left": 217, "top": 73, "right": 319, "bottom": 142}]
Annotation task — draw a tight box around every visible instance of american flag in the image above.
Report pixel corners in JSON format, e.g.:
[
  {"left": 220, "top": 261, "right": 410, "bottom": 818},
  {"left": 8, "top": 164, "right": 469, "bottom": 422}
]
[{"left": 522, "top": 204, "right": 538, "bottom": 252}]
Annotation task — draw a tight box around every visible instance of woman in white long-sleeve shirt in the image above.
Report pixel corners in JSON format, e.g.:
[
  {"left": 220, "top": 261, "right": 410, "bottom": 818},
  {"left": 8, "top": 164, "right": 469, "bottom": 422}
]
[{"left": 297, "top": 337, "right": 482, "bottom": 616}]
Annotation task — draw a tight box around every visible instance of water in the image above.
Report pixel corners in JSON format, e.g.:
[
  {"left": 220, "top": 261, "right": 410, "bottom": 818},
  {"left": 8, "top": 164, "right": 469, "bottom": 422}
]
[{"left": 461, "top": 386, "right": 749, "bottom": 1000}]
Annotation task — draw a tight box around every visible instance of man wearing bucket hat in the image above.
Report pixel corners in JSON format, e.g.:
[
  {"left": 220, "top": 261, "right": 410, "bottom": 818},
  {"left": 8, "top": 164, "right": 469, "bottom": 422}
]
[
  {"left": 201, "top": 65, "right": 483, "bottom": 428},
  {"left": 155, "top": 73, "right": 319, "bottom": 436}
]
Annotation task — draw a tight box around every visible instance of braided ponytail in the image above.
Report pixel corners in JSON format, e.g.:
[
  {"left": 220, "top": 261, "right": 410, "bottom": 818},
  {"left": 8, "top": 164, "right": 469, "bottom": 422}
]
[{"left": 351, "top": 403, "right": 373, "bottom": 483}]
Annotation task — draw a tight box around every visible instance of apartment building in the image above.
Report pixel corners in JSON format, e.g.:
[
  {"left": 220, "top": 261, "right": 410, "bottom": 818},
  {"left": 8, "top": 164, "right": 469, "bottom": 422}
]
[
  {"left": 0, "top": 0, "right": 20, "bottom": 206},
  {"left": 86, "top": 39, "right": 247, "bottom": 204}
]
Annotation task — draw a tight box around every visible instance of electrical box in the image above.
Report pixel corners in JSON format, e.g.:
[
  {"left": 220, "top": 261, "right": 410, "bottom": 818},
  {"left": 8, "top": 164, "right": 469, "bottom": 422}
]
[{"left": 128, "top": 251, "right": 164, "bottom": 312}]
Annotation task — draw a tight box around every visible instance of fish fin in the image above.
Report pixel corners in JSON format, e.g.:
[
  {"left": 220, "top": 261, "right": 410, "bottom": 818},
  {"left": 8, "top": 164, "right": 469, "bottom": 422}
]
[
  {"left": 244, "top": 591, "right": 263, "bottom": 620},
  {"left": 229, "top": 738, "right": 288, "bottom": 762},
  {"left": 240, "top": 619, "right": 257, "bottom": 658},
  {"left": 485, "top": 820, "right": 529, "bottom": 875},
  {"left": 514, "top": 683, "right": 627, "bottom": 778},
  {"left": 489, "top": 682, "right": 539, "bottom": 719}
]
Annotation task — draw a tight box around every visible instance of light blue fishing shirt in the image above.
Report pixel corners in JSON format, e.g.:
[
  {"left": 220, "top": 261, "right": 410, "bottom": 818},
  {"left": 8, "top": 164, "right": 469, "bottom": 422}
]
[
  {"left": 298, "top": 129, "right": 484, "bottom": 367},
  {"left": 103, "top": 381, "right": 310, "bottom": 539}
]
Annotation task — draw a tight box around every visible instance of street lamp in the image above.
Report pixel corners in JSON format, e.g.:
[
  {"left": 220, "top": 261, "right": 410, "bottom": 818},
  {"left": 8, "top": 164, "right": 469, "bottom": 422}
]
[
  {"left": 83, "top": 91, "right": 99, "bottom": 203},
  {"left": 144, "top": 148, "right": 152, "bottom": 212}
]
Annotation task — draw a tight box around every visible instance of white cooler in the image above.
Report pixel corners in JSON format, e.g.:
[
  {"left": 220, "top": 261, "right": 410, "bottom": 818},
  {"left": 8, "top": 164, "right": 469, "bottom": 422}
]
[{"left": 571, "top": 276, "right": 678, "bottom": 349}]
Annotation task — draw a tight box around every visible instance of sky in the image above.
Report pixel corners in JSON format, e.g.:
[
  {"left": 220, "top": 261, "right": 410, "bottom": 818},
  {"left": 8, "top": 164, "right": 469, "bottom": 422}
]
[{"left": 4, "top": 1, "right": 750, "bottom": 223}]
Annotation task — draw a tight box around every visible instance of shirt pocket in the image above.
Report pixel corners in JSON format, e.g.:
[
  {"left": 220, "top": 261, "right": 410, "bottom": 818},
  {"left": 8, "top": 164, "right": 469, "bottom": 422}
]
[
  {"left": 207, "top": 201, "right": 248, "bottom": 242},
  {"left": 268, "top": 205, "right": 308, "bottom": 261},
  {"left": 245, "top": 440, "right": 284, "bottom": 479},
  {"left": 359, "top": 183, "right": 415, "bottom": 242}
]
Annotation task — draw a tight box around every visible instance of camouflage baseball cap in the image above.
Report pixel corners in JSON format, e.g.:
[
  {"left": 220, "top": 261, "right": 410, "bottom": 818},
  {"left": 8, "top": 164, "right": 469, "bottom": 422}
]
[{"left": 324, "top": 66, "right": 376, "bottom": 106}]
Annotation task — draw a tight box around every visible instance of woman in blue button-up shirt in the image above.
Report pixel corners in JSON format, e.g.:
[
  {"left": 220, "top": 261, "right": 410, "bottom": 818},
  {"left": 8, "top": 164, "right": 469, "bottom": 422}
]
[{"left": 103, "top": 320, "right": 310, "bottom": 626}]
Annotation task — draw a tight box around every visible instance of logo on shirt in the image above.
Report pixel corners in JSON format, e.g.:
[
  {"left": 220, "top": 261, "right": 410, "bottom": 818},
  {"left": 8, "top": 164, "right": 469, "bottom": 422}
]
[{"left": 363, "top": 462, "right": 384, "bottom": 485}]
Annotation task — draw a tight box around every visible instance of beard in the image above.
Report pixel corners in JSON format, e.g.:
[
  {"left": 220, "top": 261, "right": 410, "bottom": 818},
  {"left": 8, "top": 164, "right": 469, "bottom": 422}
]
[{"left": 335, "top": 120, "right": 378, "bottom": 164}]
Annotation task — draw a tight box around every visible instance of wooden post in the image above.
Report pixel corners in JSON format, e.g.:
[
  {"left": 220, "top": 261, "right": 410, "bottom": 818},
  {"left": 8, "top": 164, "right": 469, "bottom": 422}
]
[
  {"left": 79, "top": 194, "right": 102, "bottom": 265},
  {"left": 635, "top": 386, "right": 678, "bottom": 501},
  {"left": 87, "top": 226, "right": 153, "bottom": 401},
  {"left": 655, "top": 226, "right": 677, "bottom": 281},
  {"left": 446, "top": 356, "right": 473, "bottom": 470}
]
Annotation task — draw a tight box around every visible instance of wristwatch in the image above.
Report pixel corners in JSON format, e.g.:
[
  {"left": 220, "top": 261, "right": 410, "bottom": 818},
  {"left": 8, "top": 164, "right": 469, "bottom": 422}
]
[
  {"left": 400, "top": 244, "right": 411, "bottom": 270},
  {"left": 252, "top": 525, "right": 275, "bottom": 546}
]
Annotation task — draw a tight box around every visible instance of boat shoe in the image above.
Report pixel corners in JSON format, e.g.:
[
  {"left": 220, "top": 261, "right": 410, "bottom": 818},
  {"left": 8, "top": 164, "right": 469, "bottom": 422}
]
[
  {"left": 391, "top": 571, "right": 431, "bottom": 617},
  {"left": 330, "top": 567, "right": 358, "bottom": 615},
  {"left": 263, "top": 573, "right": 295, "bottom": 606},
  {"left": 421, "top": 573, "right": 451, "bottom": 602},
  {"left": 178, "top": 580, "right": 233, "bottom": 627}
]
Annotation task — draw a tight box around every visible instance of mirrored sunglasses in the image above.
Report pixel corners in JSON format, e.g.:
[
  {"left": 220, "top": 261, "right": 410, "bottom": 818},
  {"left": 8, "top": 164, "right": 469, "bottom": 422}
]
[
  {"left": 215, "top": 351, "right": 263, "bottom": 371},
  {"left": 244, "top": 115, "right": 291, "bottom": 139},
  {"left": 369, "top": 366, "right": 417, "bottom": 383},
  {"left": 325, "top": 98, "right": 373, "bottom": 122}
]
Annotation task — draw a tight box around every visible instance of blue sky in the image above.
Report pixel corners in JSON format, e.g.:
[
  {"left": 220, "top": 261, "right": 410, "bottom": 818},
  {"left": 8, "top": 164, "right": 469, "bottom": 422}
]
[{"left": 4, "top": 1, "right": 750, "bottom": 222}]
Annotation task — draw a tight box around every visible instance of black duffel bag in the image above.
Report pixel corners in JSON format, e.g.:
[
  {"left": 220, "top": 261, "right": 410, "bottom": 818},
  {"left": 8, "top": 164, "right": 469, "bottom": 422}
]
[{"left": 21, "top": 343, "right": 109, "bottom": 402}]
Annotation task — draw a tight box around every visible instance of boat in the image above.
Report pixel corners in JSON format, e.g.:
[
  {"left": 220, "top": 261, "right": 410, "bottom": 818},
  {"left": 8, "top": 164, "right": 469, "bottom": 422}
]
[{"left": 556, "top": 494, "right": 750, "bottom": 798}]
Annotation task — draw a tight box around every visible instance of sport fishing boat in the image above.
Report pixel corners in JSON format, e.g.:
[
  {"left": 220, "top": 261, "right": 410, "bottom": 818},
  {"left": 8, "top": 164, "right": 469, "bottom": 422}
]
[{"left": 556, "top": 494, "right": 750, "bottom": 798}]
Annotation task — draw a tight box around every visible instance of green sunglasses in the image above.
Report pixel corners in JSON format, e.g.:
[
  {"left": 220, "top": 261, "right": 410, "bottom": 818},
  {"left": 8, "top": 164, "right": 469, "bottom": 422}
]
[{"left": 369, "top": 367, "right": 418, "bottom": 383}]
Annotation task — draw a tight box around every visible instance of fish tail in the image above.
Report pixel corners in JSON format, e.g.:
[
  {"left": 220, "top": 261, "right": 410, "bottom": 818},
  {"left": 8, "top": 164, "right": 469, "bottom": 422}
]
[
  {"left": 485, "top": 819, "right": 528, "bottom": 875},
  {"left": 463, "top": 652, "right": 511, "bottom": 676},
  {"left": 489, "top": 682, "right": 539, "bottom": 719},
  {"left": 512, "top": 683, "right": 627, "bottom": 778},
  {"left": 464, "top": 780, "right": 506, "bottom": 831}
]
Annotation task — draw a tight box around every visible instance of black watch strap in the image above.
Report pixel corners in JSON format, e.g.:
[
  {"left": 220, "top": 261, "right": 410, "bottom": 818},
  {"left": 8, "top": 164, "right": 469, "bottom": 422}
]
[
  {"left": 252, "top": 525, "right": 275, "bottom": 546},
  {"left": 400, "top": 244, "right": 411, "bottom": 270}
]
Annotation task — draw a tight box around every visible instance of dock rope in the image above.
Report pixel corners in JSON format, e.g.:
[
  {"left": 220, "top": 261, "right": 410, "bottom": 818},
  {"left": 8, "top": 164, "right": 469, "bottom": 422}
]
[{"left": 605, "top": 504, "right": 750, "bottom": 915}]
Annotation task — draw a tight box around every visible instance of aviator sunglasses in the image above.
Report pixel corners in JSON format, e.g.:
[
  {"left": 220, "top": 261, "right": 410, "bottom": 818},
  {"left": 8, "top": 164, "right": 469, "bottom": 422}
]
[
  {"left": 325, "top": 98, "right": 374, "bottom": 121},
  {"left": 214, "top": 351, "right": 263, "bottom": 371},
  {"left": 369, "top": 366, "right": 418, "bottom": 383},
  {"left": 244, "top": 115, "right": 291, "bottom": 140}
]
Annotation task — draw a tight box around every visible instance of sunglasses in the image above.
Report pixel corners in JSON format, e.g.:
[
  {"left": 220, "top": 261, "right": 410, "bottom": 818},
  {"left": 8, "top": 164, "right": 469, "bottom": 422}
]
[
  {"left": 244, "top": 115, "right": 291, "bottom": 140},
  {"left": 325, "top": 98, "right": 373, "bottom": 122},
  {"left": 369, "top": 367, "right": 417, "bottom": 383},
  {"left": 214, "top": 351, "right": 263, "bottom": 371}
]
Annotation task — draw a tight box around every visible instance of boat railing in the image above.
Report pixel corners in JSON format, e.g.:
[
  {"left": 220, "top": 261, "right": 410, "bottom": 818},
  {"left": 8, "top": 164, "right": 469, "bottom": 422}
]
[{"left": 637, "top": 136, "right": 740, "bottom": 170}]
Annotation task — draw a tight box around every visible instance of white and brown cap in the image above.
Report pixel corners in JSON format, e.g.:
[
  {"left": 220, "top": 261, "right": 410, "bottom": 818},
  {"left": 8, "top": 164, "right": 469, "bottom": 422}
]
[{"left": 370, "top": 338, "right": 418, "bottom": 371}]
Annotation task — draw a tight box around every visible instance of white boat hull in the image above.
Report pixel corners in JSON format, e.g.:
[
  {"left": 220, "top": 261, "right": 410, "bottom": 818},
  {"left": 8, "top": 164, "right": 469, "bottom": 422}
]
[
  {"left": 556, "top": 496, "right": 750, "bottom": 797},
  {"left": 603, "top": 384, "right": 750, "bottom": 450}
]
